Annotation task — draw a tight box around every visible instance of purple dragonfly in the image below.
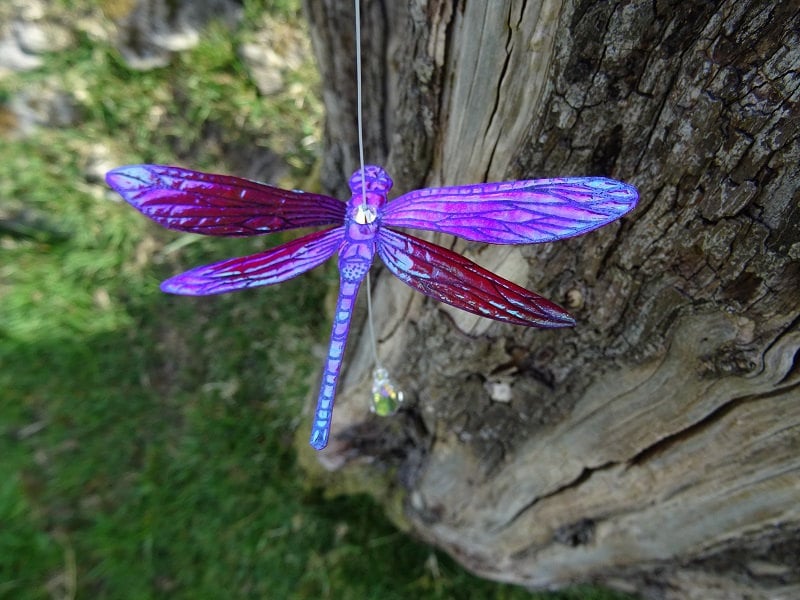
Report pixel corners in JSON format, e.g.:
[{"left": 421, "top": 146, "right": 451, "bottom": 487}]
[{"left": 106, "top": 164, "right": 638, "bottom": 450}]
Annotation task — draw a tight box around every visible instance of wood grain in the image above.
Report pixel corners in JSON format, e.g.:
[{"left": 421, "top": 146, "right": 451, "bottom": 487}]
[{"left": 302, "top": 1, "right": 800, "bottom": 597}]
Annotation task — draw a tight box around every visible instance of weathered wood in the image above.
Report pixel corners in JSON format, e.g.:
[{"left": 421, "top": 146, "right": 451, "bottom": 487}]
[{"left": 302, "top": 1, "right": 800, "bottom": 598}]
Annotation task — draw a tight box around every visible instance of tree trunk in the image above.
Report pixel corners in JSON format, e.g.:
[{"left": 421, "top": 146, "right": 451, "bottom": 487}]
[{"left": 301, "top": 1, "right": 800, "bottom": 598}]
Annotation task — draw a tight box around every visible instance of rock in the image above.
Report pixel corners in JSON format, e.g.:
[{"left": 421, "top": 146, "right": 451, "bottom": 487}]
[
  {"left": 239, "top": 43, "right": 286, "bottom": 95},
  {"left": 238, "top": 16, "right": 311, "bottom": 96},
  {"left": 13, "top": 19, "right": 73, "bottom": 55},
  {"left": 107, "top": 0, "right": 243, "bottom": 71},
  {"left": 8, "top": 85, "right": 80, "bottom": 136},
  {"left": 0, "top": 30, "right": 43, "bottom": 74},
  {"left": 0, "top": 1, "right": 76, "bottom": 77}
]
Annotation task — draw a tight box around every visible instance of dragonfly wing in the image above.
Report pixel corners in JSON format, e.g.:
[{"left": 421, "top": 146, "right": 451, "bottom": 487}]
[
  {"left": 381, "top": 177, "right": 638, "bottom": 244},
  {"left": 107, "top": 164, "right": 346, "bottom": 236},
  {"left": 377, "top": 229, "right": 574, "bottom": 328},
  {"left": 161, "top": 227, "right": 344, "bottom": 295}
]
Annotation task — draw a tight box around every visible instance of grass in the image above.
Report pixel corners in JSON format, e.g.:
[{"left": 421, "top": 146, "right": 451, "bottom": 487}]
[{"left": 0, "top": 2, "right": 635, "bottom": 598}]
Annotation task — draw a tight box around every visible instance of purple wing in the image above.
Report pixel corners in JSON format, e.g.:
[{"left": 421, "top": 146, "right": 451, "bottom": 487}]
[
  {"left": 381, "top": 177, "right": 638, "bottom": 244},
  {"left": 161, "top": 227, "right": 344, "bottom": 295},
  {"left": 377, "top": 229, "right": 574, "bottom": 328},
  {"left": 106, "top": 164, "right": 346, "bottom": 236}
]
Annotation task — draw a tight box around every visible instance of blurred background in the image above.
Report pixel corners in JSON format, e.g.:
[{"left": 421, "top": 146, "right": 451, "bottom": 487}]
[{"left": 0, "top": 1, "right": 633, "bottom": 598}]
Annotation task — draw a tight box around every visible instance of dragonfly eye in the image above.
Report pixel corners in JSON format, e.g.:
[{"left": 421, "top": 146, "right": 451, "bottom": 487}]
[{"left": 349, "top": 165, "right": 393, "bottom": 195}]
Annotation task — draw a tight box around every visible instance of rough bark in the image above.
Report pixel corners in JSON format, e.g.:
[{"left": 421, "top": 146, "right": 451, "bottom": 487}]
[{"left": 302, "top": 1, "right": 800, "bottom": 598}]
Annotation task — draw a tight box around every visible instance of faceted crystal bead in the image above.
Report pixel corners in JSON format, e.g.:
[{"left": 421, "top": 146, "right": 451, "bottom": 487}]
[{"left": 370, "top": 367, "right": 403, "bottom": 416}]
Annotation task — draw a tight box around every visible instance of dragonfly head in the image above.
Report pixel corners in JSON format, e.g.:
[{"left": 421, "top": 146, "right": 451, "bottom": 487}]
[{"left": 349, "top": 165, "right": 393, "bottom": 196}]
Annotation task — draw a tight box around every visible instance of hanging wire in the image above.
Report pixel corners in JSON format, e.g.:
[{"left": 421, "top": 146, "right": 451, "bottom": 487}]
[
  {"left": 354, "top": 1, "right": 404, "bottom": 414},
  {"left": 354, "top": 0, "right": 368, "bottom": 212},
  {"left": 354, "top": 0, "right": 380, "bottom": 368}
]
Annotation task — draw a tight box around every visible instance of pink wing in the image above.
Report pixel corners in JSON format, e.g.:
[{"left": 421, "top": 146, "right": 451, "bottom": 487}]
[
  {"left": 106, "top": 164, "right": 346, "bottom": 236},
  {"left": 381, "top": 177, "right": 638, "bottom": 244},
  {"left": 377, "top": 229, "right": 574, "bottom": 328},
  {"left": 161, "top": 227, "right": 344, "bottom": 295}
]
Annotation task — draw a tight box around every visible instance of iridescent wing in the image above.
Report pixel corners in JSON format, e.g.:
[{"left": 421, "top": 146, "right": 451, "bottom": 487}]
[
  {"left": 106, "top": 164, "right": 346, "bottom": 236},
  {"left": 377, "top": 229, "right": 575, "bottom": 328},
  {"left": 381, "top": 177, "right": 638, "bottom": 244},
  {"left": 161, "top": 227, "right": 344, "bottom": 295}
]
